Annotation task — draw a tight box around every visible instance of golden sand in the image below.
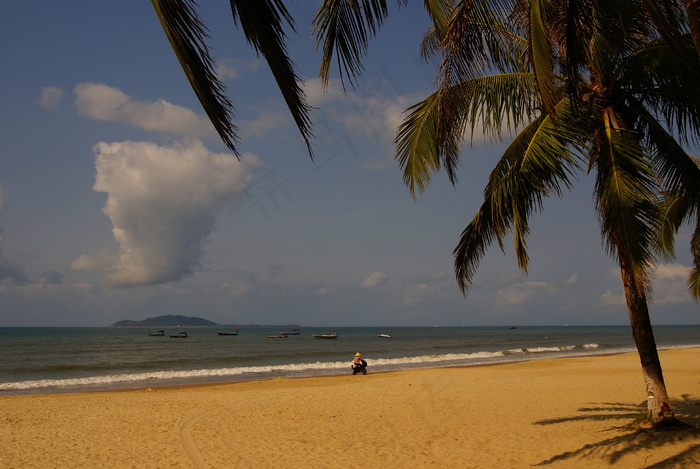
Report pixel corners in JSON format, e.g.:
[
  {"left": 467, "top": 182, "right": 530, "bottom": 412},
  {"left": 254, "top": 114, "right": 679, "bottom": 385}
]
[{"left": 1, "top": 348, "right": 699, "bottom": 468}]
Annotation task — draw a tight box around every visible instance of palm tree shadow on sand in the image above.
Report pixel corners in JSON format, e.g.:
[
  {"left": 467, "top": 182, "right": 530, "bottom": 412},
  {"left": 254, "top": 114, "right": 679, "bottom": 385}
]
[{"left": 534, "top": 395, "right": 700, "bottom": 467}]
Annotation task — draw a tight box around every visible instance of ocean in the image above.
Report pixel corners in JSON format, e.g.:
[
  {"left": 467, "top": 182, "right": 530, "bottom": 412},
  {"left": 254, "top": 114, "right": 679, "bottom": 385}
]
[{"left": 1, "top": 325, "right": 698, "bottom": 395}]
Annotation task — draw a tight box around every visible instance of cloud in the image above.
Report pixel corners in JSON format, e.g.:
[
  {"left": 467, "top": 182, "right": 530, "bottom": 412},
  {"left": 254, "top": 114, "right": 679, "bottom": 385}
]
[
  {"left": 74, "top": 83, "right": 217, "bottom": 141},
  {"left": 495, "top": 281, "right": 556, "bottom": 306},
  {"left": 72, "top": 139, "right": 257, "bottom": 287},
  {"left": 39, "top": 271, "right": 64, "bottom": 285},
  {"left": 240, "top": 109, "right": 291, "bottom": 139},
  {"left": 0, "top": 256, "right": 30, "bottom": 286},
  {"left": 655, "top": 263, "right": 690, "bottom": 281},
  {"left": 302, "top": 78, "right": 347, "bottom": 107},
  {"left": 362, "top": 271, "right": 389, "bottom": 288},
  {"left": 217, "top": 57, "right": 260, "bottom": 80},
  {"left": 596, "top": 263, "right": 693, "bottom": 307},
  {"left": 600, "top": 289, "right": 625, "bottom": 305},
  {"left": 302, "top": 77, "right": 414, "bottom": 164},
  {"left": 38, "top": 86, "right": 66, "bottom": 109},
  {"left": 566, "top": 274, "right": 579, "bottom": 285},
  {"left": 496, "top": 287, "right": 537, "bottom": 306},
  {"left": 402, "top": 282, "right": 437, "bottom": 305},
  {"left": 653, "top": 263, "right": 693, "bottom": 305}
]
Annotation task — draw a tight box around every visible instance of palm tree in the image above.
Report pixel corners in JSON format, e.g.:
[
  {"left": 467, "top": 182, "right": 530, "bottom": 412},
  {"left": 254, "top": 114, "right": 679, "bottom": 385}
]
[
  {"left": 152, "top": 0, "right": 699, "bottom": 426},
  {"left": 392, "top": 0, "right": 700, "bottom": 426}
]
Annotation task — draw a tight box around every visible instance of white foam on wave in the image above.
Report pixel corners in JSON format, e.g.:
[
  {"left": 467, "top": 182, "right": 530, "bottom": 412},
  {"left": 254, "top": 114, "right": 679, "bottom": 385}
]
[{"left": 0, "top": 343, "right": 602, "bottom": 392}]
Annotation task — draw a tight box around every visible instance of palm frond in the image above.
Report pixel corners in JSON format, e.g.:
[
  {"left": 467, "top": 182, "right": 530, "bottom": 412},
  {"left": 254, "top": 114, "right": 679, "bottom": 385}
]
[
  {"left": 152, "top": 0, "right": 239, "bottom": 153},
  {"left": 528, "top": 0, "right": 558, "bottom": 117},
  {"left": 688, "top": 221, "right": 700, "bottom": 300},
  {"left": 454, "top": 98, "right": 582, "bottom": 292},
  {"left": 684, "top": 0, "right": 700, "bottom": 59},
  {"left": 395, "top": 72, "right": 539, "bottom": 195},
  {"left": 438, "top": 72, "right": 539, "bottom": 183},
  {"left": 440, "top": 0, "right": 523, "bottom": 85},
  {"left": 639, "top": 0, "right": 698, "bottom": 62},
  {"left": 631, "top": 99, "right": 700, "bottom": 206},
  {"left": 231, "top": 0, "right": 314, "bottom": 156},
  {"left": 592, "top": 108, "right": 660, "bottom": 299},
  {"left": 419, "top": 26, "right": 442, "bottom": 61},
  {"left": 453, "top": 196, "right": 506, "bottom": 294},
  {"left": 423, "top": 0, "right": 457, "bottom": 38},
  {"left": 484, "top": 98, "right": 583, "bottom": 271},
  {"left": 638, "top": 107, "right": 700, "bottom": 264},
  {"left": 313, "top": 0, "right": 405, "bottom": 89},
  {"left": 395, "top": 93, "right": 441, "bottom": 196},
  {"left": 558, "top": 0, "right": 593, "bottom": 105},
  {"left": 625, "top": 37, "right": 700, "bottom": 147}
]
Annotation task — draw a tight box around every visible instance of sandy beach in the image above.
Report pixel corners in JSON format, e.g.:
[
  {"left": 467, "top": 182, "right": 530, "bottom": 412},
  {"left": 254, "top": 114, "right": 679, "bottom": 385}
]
[{"left": 1, "top": 348, "right": 699, "bottom": 469}]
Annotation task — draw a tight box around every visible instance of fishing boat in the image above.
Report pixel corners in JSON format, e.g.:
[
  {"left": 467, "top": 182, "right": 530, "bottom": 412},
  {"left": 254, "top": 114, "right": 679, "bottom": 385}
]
[
  {"left": 169, "top": 332, "right": 188, "bottom": 338},
  {"left": 147, "top": 330, "right": 165, "bottom": 336},
  {"left": 377, "top": 333, "right": 392, "bottom": 338},
  {"left": 280, "top": 327, "right": 301, "bottom": 335},
  {"left": 266, "top": 334, "right": 287, "bottom": 338},
  {"left": 312, "top": 332, "right": 337, "bottom": 339},
  {"left": 217, "top": 327, "right": 240, "bottom": 336}
]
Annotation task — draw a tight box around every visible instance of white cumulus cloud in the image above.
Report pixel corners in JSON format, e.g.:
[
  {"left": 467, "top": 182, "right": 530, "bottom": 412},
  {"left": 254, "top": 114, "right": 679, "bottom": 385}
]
[
  {"left": 600, "top": 289, "right": 626, "bottom": 305},
  {"left": 217, "top": 57, "right": 260, "bottom": 80},
  {"left": 566, "top": 274, "right": 579, "bottom": 285},
  {"left": 362, "top": 271, "right": 389, "bottom": 288},
  {"left": 72, "top": 139, "right": 257, "bottom": 287},
  {"left": 74, "top": 83, "right": 216, "bottom": 141},
  {"left": 655, "top": 263, "right": 690, "bottom": 280},
  {"left": 654, "top": 263, "right": 693, "bottom": 305}
]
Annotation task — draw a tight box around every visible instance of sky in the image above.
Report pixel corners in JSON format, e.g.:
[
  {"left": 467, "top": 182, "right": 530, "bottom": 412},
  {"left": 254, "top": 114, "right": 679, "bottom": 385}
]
[{"left": 1, "top": 1, "right": 698, "bottom": 327}]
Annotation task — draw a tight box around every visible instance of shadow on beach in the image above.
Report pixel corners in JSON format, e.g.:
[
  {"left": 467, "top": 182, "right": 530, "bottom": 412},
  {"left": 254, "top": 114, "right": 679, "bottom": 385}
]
[{"left": 533, "top": 395, "right": 700, "bottom": 467}]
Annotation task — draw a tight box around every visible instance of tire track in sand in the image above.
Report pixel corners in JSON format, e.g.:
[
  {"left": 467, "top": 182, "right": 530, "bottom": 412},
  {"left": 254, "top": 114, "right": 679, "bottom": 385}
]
[{"left": 180, "top": 409, "right": 218, "bottom": 468}]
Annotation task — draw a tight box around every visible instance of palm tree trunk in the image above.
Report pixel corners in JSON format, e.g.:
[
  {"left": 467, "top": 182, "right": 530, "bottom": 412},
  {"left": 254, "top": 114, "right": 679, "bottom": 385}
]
[{"left": 619, "top": 256, "right": 676, "bottom": 425}]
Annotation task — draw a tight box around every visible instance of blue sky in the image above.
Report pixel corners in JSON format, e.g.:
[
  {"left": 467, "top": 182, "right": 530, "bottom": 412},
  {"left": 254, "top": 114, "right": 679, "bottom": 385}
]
[{"left": 1, "top": 1, "right": 697, "bottom": 327}]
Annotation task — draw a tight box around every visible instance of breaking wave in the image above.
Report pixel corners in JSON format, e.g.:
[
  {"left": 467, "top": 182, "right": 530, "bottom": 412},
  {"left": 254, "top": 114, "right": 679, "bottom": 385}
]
[{"left": 0, "top": 342, "right": 607, "bottom": 393}]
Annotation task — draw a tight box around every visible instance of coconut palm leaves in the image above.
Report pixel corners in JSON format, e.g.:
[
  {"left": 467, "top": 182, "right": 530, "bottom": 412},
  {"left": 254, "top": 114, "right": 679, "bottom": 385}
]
[
  {"left": 312, "top": 0, "right": 469, "bottom": 88},
  {"left": 388, "top": 0, "right": 700, "bottom": 424},
  {"left": 152, "top": 0, "right": 312, "bottom": 156},
  {"left": 453, "top": 99, "right": 582, "bottom": 290},
  {"left": 313, "top": 0, "right": 400, "bottom": 89},
  {"left": 152, "top": 0, "right": 699, "bottom": 425},
  {"left": 395, "top": 0, "right": 700, "bottom": 295}
]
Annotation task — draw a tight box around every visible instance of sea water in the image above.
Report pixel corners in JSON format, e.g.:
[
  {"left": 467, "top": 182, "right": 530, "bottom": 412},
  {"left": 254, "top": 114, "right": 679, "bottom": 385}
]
[{"left": 1, "top": 325, "right": 698, "bottom": 395}]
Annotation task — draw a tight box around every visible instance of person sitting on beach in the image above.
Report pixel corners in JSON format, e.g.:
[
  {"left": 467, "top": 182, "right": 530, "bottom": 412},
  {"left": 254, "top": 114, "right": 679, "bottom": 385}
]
[
  {"left": 352, "top": 352, "right": 367, "bottom": 374},
  {"left": 353, "top": 352, "right": 363, "bottom": 366}
]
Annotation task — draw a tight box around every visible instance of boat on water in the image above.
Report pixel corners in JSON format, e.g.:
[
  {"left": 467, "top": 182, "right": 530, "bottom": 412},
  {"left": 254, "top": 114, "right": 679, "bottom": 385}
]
[
  {"left": 217, "top": 327, "right": 240, "bottom": 336},
  {"left": 169, "top": 332, "right": 188, "bottom": 338},
  {"left": 266, "top": 334, "right": 287, "bottom": 338},
  {"left": 312, "top": 332, "right": 337, "bottom": 339},
  {"left": 377, "top": 333, "right": 392, "bottom": 338},
  {"left": 280, "top": 327, "right": 301, "bottom": 335},
  {"left": 147, "top": 330, "right": 165, "bottom": 336}
]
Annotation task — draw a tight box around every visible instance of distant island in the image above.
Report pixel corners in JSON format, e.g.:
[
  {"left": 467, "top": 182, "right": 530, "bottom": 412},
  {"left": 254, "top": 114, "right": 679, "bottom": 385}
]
[
  {"left": 110, "top": 315, "right": 302, "bottom": 328},
  {"left": 111, "top": 315, "right": 218, "bottom": 327}
]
